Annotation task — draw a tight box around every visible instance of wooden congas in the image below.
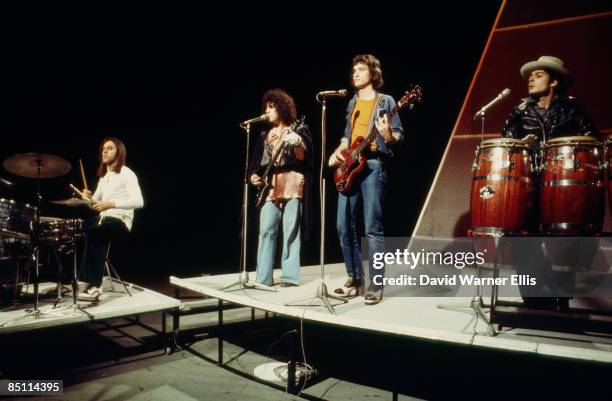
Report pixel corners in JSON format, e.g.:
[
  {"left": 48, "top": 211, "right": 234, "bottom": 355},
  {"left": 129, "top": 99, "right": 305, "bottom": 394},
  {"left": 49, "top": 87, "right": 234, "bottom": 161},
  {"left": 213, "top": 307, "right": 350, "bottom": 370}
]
[
  {"left": 540, "top": 136, "right": 604, "bottom": 235},
  {"left": 470, "top": 138, "right": 535, "bottom": 236}
]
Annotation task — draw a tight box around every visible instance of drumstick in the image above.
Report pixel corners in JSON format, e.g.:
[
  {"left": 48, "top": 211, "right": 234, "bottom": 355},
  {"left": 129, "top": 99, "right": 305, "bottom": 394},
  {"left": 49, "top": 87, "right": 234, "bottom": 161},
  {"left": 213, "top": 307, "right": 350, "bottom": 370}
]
[
  {"left": 79, "top": 159, "right": 89, "bottom": 190},
  {"left": 69, "top": 183, "right": 86, "bottom": 199}
]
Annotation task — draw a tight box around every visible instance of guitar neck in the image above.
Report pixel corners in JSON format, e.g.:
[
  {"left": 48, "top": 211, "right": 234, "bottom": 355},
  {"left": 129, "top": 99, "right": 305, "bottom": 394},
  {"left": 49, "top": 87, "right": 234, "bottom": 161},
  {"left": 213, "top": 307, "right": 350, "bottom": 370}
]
[
  {"left": 260, "top": 119, "right": 301, "bottom": 179},
  {"left": 262, "top": 141, "right": 287, "bottom": 179}
]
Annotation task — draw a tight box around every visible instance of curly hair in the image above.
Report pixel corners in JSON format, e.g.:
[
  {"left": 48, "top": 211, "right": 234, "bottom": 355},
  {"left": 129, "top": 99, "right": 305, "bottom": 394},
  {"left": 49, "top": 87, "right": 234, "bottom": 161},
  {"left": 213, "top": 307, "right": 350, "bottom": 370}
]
[
  {"left": 351, "top": 54, "right": 384, "bottom": 90},
  {"left": 261, "top": 89, "right": 298, "bottom": 125}
]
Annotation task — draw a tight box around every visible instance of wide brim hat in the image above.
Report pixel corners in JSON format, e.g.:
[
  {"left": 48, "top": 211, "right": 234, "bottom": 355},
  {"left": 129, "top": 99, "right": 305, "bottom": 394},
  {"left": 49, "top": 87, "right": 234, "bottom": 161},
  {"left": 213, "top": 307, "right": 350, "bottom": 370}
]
[{"left": 520, "top": 55, "right": 571, "bottom": 80}]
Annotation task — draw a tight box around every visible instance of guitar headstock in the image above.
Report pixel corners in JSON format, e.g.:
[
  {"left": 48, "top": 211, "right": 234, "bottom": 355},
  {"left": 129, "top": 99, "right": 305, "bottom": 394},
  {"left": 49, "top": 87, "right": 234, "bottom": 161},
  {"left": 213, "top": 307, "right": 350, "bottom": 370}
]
[{"left": 397, "top": 85, "right": 423, "bottom": 110}]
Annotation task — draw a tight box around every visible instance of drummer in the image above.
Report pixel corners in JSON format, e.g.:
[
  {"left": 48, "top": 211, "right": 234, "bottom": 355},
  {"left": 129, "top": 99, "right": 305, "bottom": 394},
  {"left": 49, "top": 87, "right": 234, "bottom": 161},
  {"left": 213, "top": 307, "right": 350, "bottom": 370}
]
[
  {"left": 502, "top": 56, "right": 599, "bottom": 143},
  {"left": 501, "top": 56, "right": 600, "bottom": 312},
  {"left": 77, "top": 138, "right": 144, "bottom": 301}
]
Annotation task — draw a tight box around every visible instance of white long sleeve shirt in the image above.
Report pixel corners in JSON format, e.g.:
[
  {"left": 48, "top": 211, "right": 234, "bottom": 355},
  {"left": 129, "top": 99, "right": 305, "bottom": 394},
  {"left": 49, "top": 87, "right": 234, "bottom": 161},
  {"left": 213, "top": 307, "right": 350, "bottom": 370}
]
[{"left": 92, "top": 165, "right": 144, "bottom": 230}]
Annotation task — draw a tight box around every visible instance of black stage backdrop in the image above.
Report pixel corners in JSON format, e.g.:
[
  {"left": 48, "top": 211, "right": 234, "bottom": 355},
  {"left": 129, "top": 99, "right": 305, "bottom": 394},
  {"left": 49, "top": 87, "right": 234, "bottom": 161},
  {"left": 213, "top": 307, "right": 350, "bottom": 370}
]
[{"left": 1, "top": 3, "right": 502, "bottom": 286}]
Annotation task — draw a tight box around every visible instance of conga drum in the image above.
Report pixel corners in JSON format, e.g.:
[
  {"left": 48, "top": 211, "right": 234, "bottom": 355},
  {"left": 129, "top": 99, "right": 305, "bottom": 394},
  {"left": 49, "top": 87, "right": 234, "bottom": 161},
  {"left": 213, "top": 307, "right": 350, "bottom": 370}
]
[
  {"left": 540, "top": 136, "right": 604, "bottom": 235},
  {"left": 470, "top": 138, "right": 535, "bottom": 236}
]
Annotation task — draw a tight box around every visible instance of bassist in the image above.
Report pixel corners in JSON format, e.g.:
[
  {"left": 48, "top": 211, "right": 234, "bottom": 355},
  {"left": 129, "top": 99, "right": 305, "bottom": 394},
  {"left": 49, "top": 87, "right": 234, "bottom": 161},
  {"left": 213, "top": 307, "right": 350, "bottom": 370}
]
[{"left": 328, "top": 54, "right": 405, "bottom": 305}]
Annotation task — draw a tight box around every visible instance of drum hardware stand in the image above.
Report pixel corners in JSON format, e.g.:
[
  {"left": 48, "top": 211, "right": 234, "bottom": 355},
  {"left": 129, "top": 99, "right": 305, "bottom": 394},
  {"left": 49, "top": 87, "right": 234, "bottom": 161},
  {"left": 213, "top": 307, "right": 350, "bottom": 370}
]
[
  {"left": 48, "top": 238, "right": 94, "bottom": 319},
  {"left": 27, "top": 160, "right": 43, "bottom": 318},
  {"left": 103, "top": 242, "right": 133, "bottom": 296},
  {"left": 285, "top": 94, "right": 347, "bottom": 314},
  {"left": 40, "top": 238, "right": 94, "bottom": 319},
  {"left": 223, "top": 122, "right": 276, "bottom": 293},
  {"left": 61, "top": 185, "right": 96, "bottom": 314},
  {"left": 51, "top": 244, "right": 66, "bottom": 307}
]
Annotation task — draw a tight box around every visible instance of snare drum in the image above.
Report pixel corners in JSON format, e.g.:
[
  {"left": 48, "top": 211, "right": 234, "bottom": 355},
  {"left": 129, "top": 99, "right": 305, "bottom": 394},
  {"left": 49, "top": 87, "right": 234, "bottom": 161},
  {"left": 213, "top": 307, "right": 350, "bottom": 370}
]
[
  {"left": 469, "top": 138, "right": 535, "bottom": 236},
  {"left": 540, "top": 136, "right": 604, "bottom": 235}
]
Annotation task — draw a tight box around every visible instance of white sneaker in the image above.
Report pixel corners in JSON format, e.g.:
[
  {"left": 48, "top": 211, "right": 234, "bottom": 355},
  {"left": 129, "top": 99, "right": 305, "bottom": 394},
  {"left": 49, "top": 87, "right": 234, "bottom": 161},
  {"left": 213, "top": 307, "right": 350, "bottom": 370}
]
[{"left": 78, "top": 286, "right": 107, "bottom": 301}]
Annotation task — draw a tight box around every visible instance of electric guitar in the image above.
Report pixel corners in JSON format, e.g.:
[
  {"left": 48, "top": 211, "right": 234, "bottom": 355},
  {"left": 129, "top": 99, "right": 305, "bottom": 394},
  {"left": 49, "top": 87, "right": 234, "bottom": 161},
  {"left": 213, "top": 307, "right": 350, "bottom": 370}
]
[
  {"left": 333, "top": 86, "right": 422, "bottom": 193},
  {"left": 254, "top": 117, "right": 304, "bottom": 208}
]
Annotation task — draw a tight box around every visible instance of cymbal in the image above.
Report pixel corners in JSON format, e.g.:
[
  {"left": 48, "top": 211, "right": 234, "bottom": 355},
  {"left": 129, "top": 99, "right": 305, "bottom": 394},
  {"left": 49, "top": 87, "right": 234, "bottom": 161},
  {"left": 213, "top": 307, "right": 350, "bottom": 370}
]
[
  {"left": 50, "top": 197, "right": 94, "bottom": 206},
  {"left": 0, "top": 177, "right": 14, "bottom": 187},
  {"left": 0, "top": 228, "right": 30, "bottom": 241},
  {"left": 3, "top": 153, "right": 71, "bottom": 179},
  {"left": 40, "top": 216, "right": 63, "bottom": 222}
]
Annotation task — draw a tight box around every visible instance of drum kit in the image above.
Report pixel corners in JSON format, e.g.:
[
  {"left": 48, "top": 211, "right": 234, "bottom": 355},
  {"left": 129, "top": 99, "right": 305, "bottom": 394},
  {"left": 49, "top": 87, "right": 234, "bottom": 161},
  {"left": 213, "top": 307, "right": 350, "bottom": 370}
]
[
  {"left": 0, "top": 153, "right": 92, "bottom": 323},
  {"left": 470, "top": 135, "right": 608, "bottom": 237}
]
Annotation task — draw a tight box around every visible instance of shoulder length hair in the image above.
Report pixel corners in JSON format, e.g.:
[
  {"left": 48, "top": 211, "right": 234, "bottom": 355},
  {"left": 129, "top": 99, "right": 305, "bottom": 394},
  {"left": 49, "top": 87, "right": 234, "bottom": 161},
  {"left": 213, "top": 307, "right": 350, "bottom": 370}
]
[
  {"left": 97, "top": 137, "right": 127, "bottom": 177},
  {"left": 351, "top": 54, "right": 384, "bottom": 90}
]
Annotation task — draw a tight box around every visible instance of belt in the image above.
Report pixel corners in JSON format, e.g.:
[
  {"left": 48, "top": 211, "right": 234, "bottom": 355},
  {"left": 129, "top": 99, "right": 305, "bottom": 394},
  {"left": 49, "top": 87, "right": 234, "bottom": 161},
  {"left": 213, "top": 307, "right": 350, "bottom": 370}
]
[{"left": 99, "top": 215, "right": 127, "bottom": 225}]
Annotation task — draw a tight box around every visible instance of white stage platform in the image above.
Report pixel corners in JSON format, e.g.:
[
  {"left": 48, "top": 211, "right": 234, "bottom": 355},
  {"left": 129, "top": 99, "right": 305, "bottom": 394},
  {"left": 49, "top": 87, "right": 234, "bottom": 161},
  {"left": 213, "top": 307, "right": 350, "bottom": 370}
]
[
  {"left": 0, "top": 277, "right": 180, "bottom": 335},
  {"left": 171, "top": 264, "right": 612, "bottom": 364}
]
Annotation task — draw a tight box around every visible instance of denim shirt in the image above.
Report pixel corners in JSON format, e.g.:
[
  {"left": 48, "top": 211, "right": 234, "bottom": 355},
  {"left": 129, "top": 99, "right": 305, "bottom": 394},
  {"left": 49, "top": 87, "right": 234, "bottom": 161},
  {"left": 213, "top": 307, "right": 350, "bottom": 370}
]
[{"left": 340, "top": 93, "right": 404, "bottom": 159}]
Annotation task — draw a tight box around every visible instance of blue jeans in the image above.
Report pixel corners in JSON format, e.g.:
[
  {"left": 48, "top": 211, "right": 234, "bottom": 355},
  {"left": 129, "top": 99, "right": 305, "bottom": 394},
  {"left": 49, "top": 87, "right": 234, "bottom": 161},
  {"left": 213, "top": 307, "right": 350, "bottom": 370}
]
[
  {"left": 336, "top": 159, "right": 386, "bottom": 284},
  {"left": 256, "top": 198, "right": 302, "bottom": 285}
]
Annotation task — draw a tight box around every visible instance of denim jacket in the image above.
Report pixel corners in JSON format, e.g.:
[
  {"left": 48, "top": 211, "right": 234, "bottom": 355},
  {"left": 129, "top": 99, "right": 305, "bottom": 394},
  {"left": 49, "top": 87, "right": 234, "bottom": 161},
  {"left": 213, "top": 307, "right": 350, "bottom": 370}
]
[{"left": 340, "top": 93, "right": 404, "bottom": 159}]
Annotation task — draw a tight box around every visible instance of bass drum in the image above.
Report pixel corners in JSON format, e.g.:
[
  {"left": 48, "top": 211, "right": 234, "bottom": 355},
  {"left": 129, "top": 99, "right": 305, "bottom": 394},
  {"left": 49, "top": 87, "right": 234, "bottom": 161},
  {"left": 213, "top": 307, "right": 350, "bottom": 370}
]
[{"left": 0, "top": 258, "right": 30, "bottom": 304}]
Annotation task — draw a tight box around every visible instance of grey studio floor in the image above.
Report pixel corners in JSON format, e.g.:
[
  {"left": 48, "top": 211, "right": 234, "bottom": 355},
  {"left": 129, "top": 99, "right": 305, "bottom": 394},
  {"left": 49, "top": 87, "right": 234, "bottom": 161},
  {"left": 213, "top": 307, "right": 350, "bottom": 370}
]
[{"left": 2, "top": 302, "right": 422, "bottom": 401}]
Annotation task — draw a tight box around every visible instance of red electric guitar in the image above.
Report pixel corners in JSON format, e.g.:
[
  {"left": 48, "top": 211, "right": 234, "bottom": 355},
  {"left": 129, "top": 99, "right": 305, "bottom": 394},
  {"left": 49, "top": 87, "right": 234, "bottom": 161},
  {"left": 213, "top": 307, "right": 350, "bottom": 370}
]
[{"left": 333, "top": 85, "right": 422, "bottom": 193}]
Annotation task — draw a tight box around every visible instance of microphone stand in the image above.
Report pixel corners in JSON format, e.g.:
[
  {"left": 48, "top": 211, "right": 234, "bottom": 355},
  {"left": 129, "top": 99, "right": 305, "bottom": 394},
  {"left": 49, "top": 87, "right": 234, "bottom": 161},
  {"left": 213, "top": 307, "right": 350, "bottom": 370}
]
[
  {"left": 479, "top": 110, "right": 485, "bottom": 143},
  {"left": 437, "top": 108, "right": 496, "bottom": 336},
  {"left": 223, "top": 123, "right": 276, "bottom": 292},
  {"left": 285, "top": 94, "right": 347, "bottom": 313}
]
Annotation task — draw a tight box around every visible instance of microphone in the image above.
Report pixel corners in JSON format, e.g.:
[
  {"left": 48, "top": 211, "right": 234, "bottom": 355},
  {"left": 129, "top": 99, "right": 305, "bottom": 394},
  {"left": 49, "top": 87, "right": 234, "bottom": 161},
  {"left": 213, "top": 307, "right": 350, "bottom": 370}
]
[
  {"left": 475, "top": 88, "right": 511, "bottom": 118},
  {"left": 240, "top": 114, "right": 269, "bottom": 127},
  {"left": 317, "top": 89, "right": 348, "bottom": 97}
]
